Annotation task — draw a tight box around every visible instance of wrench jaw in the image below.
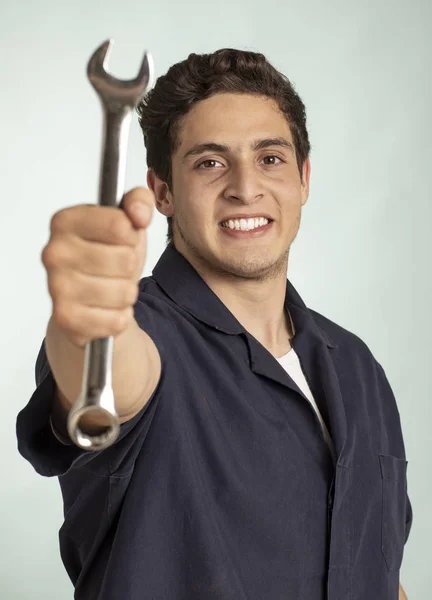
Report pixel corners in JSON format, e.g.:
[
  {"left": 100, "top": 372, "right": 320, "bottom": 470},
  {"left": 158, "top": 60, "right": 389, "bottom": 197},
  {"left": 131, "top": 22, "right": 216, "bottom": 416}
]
[
  {"left": 137, "top": 53, "right": 154, "bottom": 92},
  {"left": 87, "top": 39, "right": 113, "bottom": 75},
  {"left": 87, "top": 39, "right": 153, "bottom": 107}
]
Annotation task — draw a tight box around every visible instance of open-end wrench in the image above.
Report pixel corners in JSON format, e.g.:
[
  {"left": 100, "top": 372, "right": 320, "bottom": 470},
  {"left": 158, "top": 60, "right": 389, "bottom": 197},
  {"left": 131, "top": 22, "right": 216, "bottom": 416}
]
[{"left": 67, "top": 40, "right": 153, "bottom": 451}]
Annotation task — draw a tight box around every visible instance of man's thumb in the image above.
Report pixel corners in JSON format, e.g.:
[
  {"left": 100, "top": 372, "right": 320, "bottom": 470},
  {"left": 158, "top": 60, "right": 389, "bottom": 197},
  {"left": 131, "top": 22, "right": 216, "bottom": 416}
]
[{"left": 121, "top": 187, "right": 154, "bottom": 230}]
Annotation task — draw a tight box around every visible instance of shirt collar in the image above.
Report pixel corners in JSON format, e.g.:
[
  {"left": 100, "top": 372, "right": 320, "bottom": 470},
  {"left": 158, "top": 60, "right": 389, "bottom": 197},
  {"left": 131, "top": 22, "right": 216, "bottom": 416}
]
[{"left": 152, "top": 243, "right": 337, "bottom": 349}]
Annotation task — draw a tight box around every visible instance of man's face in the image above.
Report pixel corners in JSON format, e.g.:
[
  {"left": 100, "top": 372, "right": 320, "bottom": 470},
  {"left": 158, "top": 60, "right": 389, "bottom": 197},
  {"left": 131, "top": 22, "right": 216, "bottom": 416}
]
[{"left": 153, "top": 93, "right": 310, "bottom": 281}]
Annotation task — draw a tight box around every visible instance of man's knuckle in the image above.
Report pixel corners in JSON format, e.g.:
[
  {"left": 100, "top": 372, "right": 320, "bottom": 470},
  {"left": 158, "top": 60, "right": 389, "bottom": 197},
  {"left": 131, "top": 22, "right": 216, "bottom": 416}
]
[
  {"left": 121, "top": 248, "right": 136, "bottom": 275},
  {"left": 109, "top": 215, "right": 130, "bottom": 244},
  {"left": 50, "top": 210, "right": 68, "bottom": 234},
  {"left": 41, "top": 244, "right": 54, "bottom": 268},
  {"left": 48, "top": 273, "right": 65, "bottom": 300},
  {"left": 112, "top": 309, "right": 129, "bottom": 333},
  {"left": 126, "top": 283, "right": 138, "bottom": 305},
  {"left": 53, "top": 302, "right": 73, "bottom": 330},
  {"left": 45, "top": 239, "right": 69, "bottom": 269}
]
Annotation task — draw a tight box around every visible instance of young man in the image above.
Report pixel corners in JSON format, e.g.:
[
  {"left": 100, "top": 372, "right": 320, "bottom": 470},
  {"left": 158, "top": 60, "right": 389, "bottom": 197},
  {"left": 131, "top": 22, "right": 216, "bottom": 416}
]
[{"left": 17, "top": 49, "right": 412, "bottom": 599}]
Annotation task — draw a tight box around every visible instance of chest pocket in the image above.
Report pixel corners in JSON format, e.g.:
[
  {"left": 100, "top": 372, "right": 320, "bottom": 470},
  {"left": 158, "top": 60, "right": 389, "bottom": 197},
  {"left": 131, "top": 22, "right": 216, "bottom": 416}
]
[{"left": 379, "top": 454, "right": 408, "bottom": 572}]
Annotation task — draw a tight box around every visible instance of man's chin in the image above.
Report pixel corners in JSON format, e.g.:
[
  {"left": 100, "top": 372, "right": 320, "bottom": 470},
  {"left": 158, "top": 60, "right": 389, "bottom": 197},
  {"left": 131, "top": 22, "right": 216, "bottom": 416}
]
[
  {"left": 175, "top": 235, "right": 287, "bottom": 281},
  {"left": 212, "top": 254, "right": 287, "bottom": 282}
]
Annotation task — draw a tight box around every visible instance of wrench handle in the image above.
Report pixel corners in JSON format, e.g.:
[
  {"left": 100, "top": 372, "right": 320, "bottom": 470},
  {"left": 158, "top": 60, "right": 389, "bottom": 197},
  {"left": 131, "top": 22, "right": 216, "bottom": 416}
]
[
  {"left": 67, "top": 109, "right": 133, "bottom": 450},
  {"left": 98, "top": 108, "right": 133, "bottom": 207}
]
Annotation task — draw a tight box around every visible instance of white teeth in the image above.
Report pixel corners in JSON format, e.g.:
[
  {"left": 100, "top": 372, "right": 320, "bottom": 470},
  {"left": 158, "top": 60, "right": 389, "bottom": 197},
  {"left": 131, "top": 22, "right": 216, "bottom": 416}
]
[{"left": 222, "top": 217, "right": 269, "bottom": 231}]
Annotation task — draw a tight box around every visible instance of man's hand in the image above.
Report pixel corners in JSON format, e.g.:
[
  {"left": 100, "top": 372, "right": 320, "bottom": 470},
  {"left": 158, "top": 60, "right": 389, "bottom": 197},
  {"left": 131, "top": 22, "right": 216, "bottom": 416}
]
[
  {"left": 399, "top": 583, "right": 408, "bottom": 600},
  {"left": 42, "top": 187, "right": 153, "bottom": 348}
]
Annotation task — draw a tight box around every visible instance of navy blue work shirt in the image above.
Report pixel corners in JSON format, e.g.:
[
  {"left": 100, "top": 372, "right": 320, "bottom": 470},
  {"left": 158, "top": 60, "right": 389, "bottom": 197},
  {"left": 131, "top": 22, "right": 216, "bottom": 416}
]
[{"left": 16, "top": 243, "right": 413, "bottom": 600}]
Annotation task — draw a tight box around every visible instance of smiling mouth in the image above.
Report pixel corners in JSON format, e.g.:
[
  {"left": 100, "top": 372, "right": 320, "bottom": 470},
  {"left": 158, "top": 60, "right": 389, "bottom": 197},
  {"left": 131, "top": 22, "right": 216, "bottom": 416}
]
[{"left": 220, "top": 217, "right": 272, "bottom": 232}]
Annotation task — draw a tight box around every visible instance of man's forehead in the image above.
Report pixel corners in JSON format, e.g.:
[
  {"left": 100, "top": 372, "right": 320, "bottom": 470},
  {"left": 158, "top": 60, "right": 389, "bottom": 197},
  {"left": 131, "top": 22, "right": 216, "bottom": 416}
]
[{"left": 176, "top": 93, "right": 293, "bottom": 150}]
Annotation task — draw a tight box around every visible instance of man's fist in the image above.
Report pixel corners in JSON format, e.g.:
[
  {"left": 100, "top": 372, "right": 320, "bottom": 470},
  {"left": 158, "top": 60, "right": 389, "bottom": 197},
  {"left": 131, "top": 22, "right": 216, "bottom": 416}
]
[{"left": 41, "top": 187, "right": 154, "bottom": 348}]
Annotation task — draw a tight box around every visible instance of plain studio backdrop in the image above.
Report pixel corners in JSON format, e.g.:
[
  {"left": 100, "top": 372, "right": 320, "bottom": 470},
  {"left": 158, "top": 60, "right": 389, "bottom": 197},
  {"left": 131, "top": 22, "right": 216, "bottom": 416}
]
[{"left": 1, "top": 0, "right": 430, "bottom": 597}]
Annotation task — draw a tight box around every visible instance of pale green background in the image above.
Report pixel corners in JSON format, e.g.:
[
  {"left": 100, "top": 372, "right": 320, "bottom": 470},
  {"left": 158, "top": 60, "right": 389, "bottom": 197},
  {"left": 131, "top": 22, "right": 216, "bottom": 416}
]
[{"left": 1, "top": 0, "right": 430, "bottom": 597}]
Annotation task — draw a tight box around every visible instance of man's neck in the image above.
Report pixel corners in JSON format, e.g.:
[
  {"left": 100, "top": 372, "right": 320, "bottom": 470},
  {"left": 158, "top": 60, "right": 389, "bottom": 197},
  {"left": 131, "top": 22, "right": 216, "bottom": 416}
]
[
  {"left": 173, "top": 240, "right": 293, "bottom": 356},
  {"left": 199, "top": 266, "right": 292, "bottom": 357}
]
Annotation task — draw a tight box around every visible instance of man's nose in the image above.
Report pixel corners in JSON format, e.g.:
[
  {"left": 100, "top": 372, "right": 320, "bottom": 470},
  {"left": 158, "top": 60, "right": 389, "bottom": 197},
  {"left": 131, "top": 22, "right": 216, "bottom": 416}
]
[{"left": 222, "top": 163, "right": 264, "bottom": 204}]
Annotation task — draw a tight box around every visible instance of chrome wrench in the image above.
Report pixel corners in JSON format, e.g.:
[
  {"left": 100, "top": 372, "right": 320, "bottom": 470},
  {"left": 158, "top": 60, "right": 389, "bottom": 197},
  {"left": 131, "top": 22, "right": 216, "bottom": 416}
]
[{"left": 67, "top": 39, "right": 153, "bottom": 451}]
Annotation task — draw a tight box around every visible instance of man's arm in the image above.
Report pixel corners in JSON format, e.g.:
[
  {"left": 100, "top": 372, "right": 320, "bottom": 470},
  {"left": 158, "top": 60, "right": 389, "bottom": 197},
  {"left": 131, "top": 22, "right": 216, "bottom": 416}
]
[
  {"left": 399, "top": 583, "right": 408, "bottom": 600},
  {"left": 46, "top": 315, "right": 161, "bottom": 432},
  {"left": 39, "top": 187, "right": 160, "bottom": 435}
]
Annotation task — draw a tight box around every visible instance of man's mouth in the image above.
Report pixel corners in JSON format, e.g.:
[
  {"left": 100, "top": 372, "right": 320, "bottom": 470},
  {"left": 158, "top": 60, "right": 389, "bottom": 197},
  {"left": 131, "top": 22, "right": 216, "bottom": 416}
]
[{"left": 220, "top": 217, "right": 272, "bottom": 232}]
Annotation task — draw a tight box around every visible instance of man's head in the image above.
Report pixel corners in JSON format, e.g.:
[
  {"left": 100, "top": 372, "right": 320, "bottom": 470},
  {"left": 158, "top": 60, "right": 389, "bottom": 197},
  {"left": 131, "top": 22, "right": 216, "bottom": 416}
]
[{"left": 137, "top": 48, "right": 311, "bottom": 281}]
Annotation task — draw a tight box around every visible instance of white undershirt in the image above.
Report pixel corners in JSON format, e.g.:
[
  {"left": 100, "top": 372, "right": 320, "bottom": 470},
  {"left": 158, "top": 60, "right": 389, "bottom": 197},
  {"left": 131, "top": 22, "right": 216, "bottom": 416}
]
[{"left": 276, "top": 347, "right": 336, "bottom": 462}]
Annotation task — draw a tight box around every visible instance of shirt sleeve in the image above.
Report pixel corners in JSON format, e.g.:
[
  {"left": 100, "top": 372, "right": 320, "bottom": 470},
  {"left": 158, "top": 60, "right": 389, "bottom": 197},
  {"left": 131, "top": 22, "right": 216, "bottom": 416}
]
[
  {"left": 405, "top": 490, "right": 413, "bottom": 544},
  {"left": 375, "top": 360, "right": 413, "bottom": 547},
  {"left": 16, "top": 300, "right": 164, "bottom": 478}
]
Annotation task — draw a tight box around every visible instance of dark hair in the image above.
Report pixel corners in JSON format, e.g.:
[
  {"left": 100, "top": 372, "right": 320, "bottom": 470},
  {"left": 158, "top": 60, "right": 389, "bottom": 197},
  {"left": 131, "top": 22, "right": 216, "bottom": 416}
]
[{"left": 137, "top": 48, "right": 311, "bottom": 243}]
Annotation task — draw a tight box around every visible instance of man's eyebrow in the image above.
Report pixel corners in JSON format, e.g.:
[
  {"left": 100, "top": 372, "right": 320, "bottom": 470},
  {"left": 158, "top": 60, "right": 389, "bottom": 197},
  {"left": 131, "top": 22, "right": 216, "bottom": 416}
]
[
  {"left": 182, "top": 143, "right": 229, "bottom": 162},
  {"left": 181, "top": 137, "right": 294, "bottom": 162},
  {"left": 252, "top": 137, "right": 294, "bottom": 153}
]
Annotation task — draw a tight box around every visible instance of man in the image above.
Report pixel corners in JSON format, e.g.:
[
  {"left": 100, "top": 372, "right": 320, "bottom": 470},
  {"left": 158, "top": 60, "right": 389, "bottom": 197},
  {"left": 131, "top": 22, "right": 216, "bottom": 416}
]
[{"left": 16, "top": 49, "right": 412, "bottom": 599}]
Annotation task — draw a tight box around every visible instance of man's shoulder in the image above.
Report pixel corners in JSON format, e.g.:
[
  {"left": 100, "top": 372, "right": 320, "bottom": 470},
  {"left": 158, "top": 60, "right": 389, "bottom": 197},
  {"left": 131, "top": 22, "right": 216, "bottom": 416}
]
[
  {"left": 135, "top": 274, "right": 198, "bottom": 338},
  {"left": 138, "top": 275, "right": 160, "bottom": 295},
  {"left": 308, "top": 307, "right": 376, "bottom": 363},
  {"left": 136, "top": 275, "right": 180, "bottom": 320}
]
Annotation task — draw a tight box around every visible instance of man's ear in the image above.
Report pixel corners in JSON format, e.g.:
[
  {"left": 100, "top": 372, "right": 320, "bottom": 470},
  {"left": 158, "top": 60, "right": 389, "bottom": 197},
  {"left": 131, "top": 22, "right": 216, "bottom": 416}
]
[
  {"left": 300, "top": 157, "right": 311, "bottom": 207},
  {"left": 147, "top": 169, "right": 174, "bottom": 217}
]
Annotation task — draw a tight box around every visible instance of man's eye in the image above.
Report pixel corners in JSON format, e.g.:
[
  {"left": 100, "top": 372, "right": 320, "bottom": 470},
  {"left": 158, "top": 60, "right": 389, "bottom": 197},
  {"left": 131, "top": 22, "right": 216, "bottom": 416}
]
[
  {"left": 262, "top": 155, "right": 283, "bottom": 165},
  {"left": 197, "top": 159, "right": 223, "bottom": 169}
]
